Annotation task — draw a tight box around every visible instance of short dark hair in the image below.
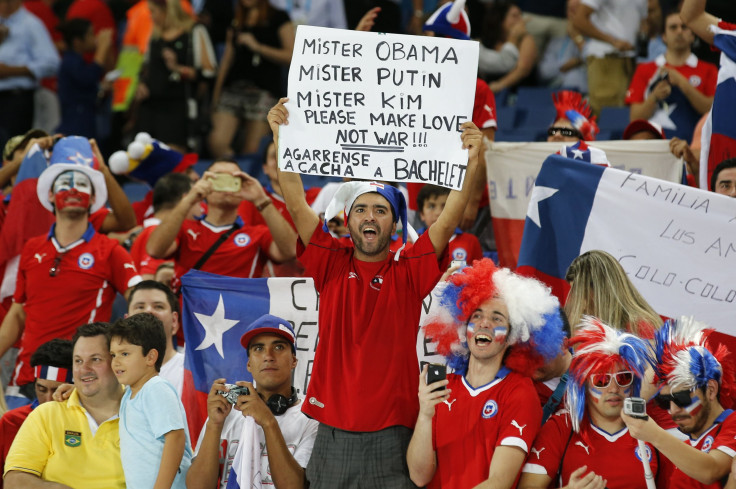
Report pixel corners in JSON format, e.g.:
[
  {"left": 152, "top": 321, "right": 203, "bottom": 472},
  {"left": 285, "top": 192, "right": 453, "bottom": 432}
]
[
  {"left": 109, "top": 313, "right": 166, "bottom": 372},
  {"left": 128, "top": 279, "right": 180, "bottom": 315},
  {"left": 152, "top": 173, "right": 192, "bottom": 212},
  {"left": 72, "top": 322, "right": 111, "bottom": 349},
  {"left": 30, "top": 339, "right": 73, "bottom": 370},
  {"left": 57, "top": 18, "right": 92, "bottom": 47},
  {"left": 416, "top": 184, "right": 451, "bottom": 213},
  {"left": 206, "top": 158, "right": 240, "bottom": 171},
  {"left": 711, "top": 158, "right": 736, "bottom": 191}
]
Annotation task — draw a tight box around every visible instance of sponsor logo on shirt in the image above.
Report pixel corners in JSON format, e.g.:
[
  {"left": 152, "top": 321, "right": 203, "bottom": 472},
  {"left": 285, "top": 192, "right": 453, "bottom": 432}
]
[
  {"left": 481, "top": 399, "right": 498, "bottom": 419},
  {"left": 78, "top": 253, "right": 94, "bottom": 270},
  {"left": 689, "top": 75, "right": 702, "bottom": 87},
  {"left": 702, "top": 435, "right": 714, "bottom": 453},
  {"left": 64, "top": 430, "right": 82, "bottom": 447},
  {"left": 575, "top": 441, "right": 590, "bottom": 455},
  {"left": 348, "top": 272, "right": 358, "bottom": 280},
  {"left": 452, "top": 248, "right": 467, "bottom": 261},
  {"left": 635, "top": 443, "right": 653, "bottom": 462},
  {"left": 370, "top": 275, "right": 383, "bottom": 291},
  {"left": 531, "top": 447, "right": 545, "bottom": 459},
  {"left": 233, "top": 233, "right": 251, "bottom": 247}
]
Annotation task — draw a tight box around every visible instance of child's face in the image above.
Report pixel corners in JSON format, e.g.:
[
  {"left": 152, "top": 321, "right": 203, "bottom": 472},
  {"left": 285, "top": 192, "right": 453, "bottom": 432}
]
[
  {"left": 419, "top": 193, "right": 448, "bottom": 228},
  {"left": 109, "top": 337, "right": 156, "bottom": 392}
]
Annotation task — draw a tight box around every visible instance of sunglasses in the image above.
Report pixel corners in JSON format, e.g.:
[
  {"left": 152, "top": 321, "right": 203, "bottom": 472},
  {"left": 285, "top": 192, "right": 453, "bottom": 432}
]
[
  {"left": 654, "top": 389, "right": 694, "bottom": 410},
  {"left": 589, "top": 371, "right": 634, "bottom": 389},
  {"left": 547, "top": 127, "right": 582, "bottom": 138}
]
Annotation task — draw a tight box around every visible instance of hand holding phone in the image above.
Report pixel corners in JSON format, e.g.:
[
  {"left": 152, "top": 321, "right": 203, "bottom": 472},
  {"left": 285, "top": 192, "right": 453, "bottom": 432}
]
[
  {"left": 208, "top": 173, "right": 242, "bottom": 192},
  {"left": 427, "top": 364, "right": 447, "bottom": 392}
]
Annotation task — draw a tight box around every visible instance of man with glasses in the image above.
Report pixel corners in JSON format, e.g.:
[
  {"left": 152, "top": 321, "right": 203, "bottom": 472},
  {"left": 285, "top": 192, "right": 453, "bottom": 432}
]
[
  {"left": 623, "top": 317, "right": 736, "bottom": 489},
  {"left": 0, "top": 137, "right": 140, "bottom": 408},
  {"left": 519, "top": 317, "right": 663, "bottom": 489},
  {"left": 547, "top": 91, "right": 611, "bottom": 166}
]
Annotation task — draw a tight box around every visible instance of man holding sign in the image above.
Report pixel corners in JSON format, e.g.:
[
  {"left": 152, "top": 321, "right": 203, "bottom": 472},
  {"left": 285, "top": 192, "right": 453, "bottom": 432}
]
[{"left": 268, "top": 97, "right": 481, "bottom": 487}]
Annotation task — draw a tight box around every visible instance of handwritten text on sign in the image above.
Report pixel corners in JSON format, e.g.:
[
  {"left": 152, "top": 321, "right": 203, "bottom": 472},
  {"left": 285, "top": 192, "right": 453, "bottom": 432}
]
[{"left": 279, "top": 26, "right": 479, "bottom": 190}]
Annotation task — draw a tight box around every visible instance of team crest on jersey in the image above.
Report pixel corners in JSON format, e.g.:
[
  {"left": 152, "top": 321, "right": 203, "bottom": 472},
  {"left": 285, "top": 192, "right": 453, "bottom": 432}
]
[
  {"left": 78, "top": 253, "right": 94, "bottom": 269},
  {"left": 370, "top": 275, "right": 384, "bottom": 291},
  {"left": 635, "top": 443, "right": 653, "bottom": 462},
  {"left": 64, "top": 430, "right": 82, "bottom": 447},
  {"left": 452, "top": 248, "right": 467, "bottom": 261},
  {"left": 689, "top": 75, "right": 702, "bottom": 87},
  {"left": 233, "top": 233, "right": 251, "bottom": 247},
  {"left": 702, "top": 436, "right": 714, "bottom": 453},
  {"left": 481, "top": 400, "right": 498, "bottom": 419}
]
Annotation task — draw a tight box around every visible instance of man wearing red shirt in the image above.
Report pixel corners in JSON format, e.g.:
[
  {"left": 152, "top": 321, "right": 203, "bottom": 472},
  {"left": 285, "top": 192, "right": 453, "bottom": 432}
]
[
  {"left": 0, "top": 137, "right": 141, "bottom": 406},
  {"left": 520, "top": 319, "right": 661, "bottom": 489},
  {"left": 626, "top": 10, "right": 717, "bottom": 143},
  {"left": 268, "top": 98, "right": 481, "bottom": 488},
  {"left": 624, "top": 317, "right": 736, "bottom": 489},
  {"left": 146, "top": 159, "right": 296, "bottom": 282}
]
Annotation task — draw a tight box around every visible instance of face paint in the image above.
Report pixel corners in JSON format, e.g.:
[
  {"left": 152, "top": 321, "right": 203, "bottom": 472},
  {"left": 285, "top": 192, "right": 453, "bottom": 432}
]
[
  {"left": 684, "top": 395, "right": 703, "bottom": 416},
  {"left": 493, "top": 326, "right": 508, "bottom": 343},
  {"left": 466, "top": 322, "right": 476, "bottom": 342},
  {"left": 53, "top": 171, "right": 92, "bottom": 210},
  {"left": 588, "top": 385, "right": 603, "bottom": 404}
]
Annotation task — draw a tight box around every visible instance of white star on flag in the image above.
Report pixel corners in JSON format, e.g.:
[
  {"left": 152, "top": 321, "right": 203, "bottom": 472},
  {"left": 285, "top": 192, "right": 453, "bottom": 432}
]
[
  {"left": 571, "top": 149, "right": 584, "bottom": 159},
  {"left": 526, "top": 186, "right": 558, "bottom": 227},
  {"left": 194, "top": 294, "right": 239, "bottom": 358},
  {"left": 68, "top": 151, "right": 93, "bottom": 166}
]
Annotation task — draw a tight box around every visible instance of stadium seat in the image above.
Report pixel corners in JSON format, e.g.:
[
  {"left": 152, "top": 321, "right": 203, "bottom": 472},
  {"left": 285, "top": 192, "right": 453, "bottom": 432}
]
[
  {"left": 515, "top": 87, "right": 555, "bottom": 108},
  {"left": 496, "top": 106, "right": 517, "bottom": 130},
  {"left": 597, "top": 107, "right": 631, "bottom": 131},
  {"left": 515, "top": 106, "right": 557, "bottom": 130},
  {"left": 122, "top": 181, "right": 150, "bottom": 203}
]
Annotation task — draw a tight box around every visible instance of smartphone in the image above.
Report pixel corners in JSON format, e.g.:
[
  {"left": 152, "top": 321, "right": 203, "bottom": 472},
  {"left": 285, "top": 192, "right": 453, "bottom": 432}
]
[
  {"left": 623, "top": 397, "right": 648, "bottom": 420},
  {"left": 427, "top": 364, "right": 447, "bottom": 392},
  {"left": 209, "top": 173, "right": 241, "bottom": 192},
  {"left": 450, "top": 260, "right": 466, "bottom": 269}
]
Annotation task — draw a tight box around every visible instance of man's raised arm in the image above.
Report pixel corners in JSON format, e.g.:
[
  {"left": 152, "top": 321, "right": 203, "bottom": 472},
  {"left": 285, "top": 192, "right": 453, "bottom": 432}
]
[
  {"left": 268, "top": 98, "right": 320, "bottom": 246},
  {"left": 427, "top": 122, "right": 482, "bottom": 258},
  {"left": 681, "top": 0, "right": 719, "bottom": 45}
]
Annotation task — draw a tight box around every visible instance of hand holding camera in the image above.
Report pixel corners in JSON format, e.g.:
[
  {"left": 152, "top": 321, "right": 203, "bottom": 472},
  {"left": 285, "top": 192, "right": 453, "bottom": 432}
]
[{"left": 623, "top": 397, "right": 648, "bottom": 421}]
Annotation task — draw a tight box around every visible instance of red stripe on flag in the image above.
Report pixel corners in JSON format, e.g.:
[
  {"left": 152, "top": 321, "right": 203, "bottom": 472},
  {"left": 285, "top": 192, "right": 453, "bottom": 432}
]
[
  {"left": 707, "top": 133, "right": 736, "bottom": 190},
  {"left": 491, "top": 217, "right": 526, "bottom": 269},
  {"left": 182, "top": 368, "right": 209, "bottom": 446}
]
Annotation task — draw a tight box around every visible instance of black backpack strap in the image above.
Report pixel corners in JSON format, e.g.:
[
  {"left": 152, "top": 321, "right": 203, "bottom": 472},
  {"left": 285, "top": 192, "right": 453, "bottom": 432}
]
[
  {"left": 192, "top": 226, "right": 237, "bottom": 270},
  {"left": 556, "top": 426, "right": 575, "bottom": 487},
  {"left": 542, "top": 372, "right": 568, "bottom": 424}
]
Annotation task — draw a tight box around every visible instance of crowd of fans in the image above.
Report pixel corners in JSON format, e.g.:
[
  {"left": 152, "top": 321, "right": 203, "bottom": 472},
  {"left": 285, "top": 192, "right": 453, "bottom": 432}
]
[{"left": 0, "top": 0, "right": 734, "bottom": 487}]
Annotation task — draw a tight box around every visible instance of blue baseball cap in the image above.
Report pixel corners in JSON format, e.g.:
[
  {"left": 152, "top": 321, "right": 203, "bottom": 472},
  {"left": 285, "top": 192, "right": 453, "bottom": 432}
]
[{"left": 240, "top": 314, "right": 296, "bottom": 353}]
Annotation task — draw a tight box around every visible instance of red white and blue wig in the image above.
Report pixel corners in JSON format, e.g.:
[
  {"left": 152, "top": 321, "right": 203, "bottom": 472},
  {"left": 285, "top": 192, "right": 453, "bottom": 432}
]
[
  {"left": 552, "top": 91, "right": 599, "bottom": 142},
  {"left": 654, "top": 317, "right": 734, "bottom": 408},
  {"left": 423, "top": 258, "right": 565, "bottom": 376},
  {"left": 566, "top": 317, "right": 654, "bottom": 433}
]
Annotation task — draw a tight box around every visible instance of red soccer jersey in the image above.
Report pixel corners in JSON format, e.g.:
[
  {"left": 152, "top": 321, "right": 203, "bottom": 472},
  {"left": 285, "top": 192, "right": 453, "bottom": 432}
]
[
  {"left": 523, "top": 410, "right": 661, "bottom": 489},
  {"left": 174, "top": 217, "right": 274, "bottom": 280},
  {"left": 238, "top": 187, "right": 321, "bottom": 230},
  {"left": 429, "top": 371, "right": 542, "bottom": 489},
  {"left": 298, "top": 224, "right": 443, "bottom": 431},
  {"left": 130, "top": 222, "right": 167, "bottom": 275},
  {"left": 474, "top": 78, "right": 498, "bottom": 130},
  {"left": 13, "top": 224, "right": 140, "bottom": 385},
  {"left": 667, "top": 409, "right": 736, "bottom": 489},
  {"left": 625, "top": 55, "right": 717, "bottom": 104},
  {"left": 444, "top": 231, "right": 483, "bottom": 268}
]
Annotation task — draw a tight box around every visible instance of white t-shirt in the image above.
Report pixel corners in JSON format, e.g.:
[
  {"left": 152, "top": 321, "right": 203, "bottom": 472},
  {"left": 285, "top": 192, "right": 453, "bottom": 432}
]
[
  {"left": 581, "top": 0, "right": 647, "bottom": 58},
  {"left": 160, "top": 351, "right": 184, "bottom": 397},
  {"left": 194, "top": 397, "right": 318, "bottom": 488},
  {"left": 268, "top": 0, "right": 346, "bottom": 29}
]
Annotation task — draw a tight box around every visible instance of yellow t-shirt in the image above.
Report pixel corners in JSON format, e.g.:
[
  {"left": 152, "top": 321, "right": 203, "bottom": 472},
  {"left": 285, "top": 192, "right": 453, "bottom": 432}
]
[{"left": 4, "top": 390, "right": 124, "bottom": 488}]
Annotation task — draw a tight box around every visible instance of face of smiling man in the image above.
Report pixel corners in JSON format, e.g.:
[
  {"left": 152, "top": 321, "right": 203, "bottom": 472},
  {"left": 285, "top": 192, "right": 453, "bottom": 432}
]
[
  {"left": 347, "top": 192, "right": 397, "bottom": 262},
  {"left": 466, "top": 297, "right": 511, "bottom": 362}
]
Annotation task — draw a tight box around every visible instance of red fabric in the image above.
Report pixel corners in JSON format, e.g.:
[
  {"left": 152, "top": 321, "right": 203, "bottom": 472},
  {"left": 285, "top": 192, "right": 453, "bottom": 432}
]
[
  {"left": 526, "top": 410, "right": 663, "bottom": 488},
  {"left": 298, "top": 224, "right": 442, "bottom": 431},
  {"left": 24, "top": 1, "right": 61, "bottom": 42},
  {"left": 67, "top": 0, "right": 116, "bottom": 34},
  {"left": 0, "top": 403, "right": 33, "bottom": 485},
  {"left": 490, "top": 216, "right": 526, "bottom": 269},
  {"left": 625, "top": 58, "right": 718, "bottom": 105},
  {"left": 13, "top": 228, "right": 139, "bottom": 385},
  {"left": 429, "top": 372, "right": 541, "bottom": 489},
  {"left": 667, "top": 410, "right": 736, "bottom": 489},
  {"left": 238, "top": 187, "right": 321, "bottom": 230},
  {"left": 0, "top": 179, "right": 54, "bottom": 268},
  {"left": 132, "top": 191, "right": 154, "bottom": 226},
  {"left": 181, "top": 367, "right": 208, "bottom": 445},
  {"left": 88, "top": 207, "right": 109, "bottom": 231},
  {"left": 442, "top": 231, "right": 483, "bottom": 268},
  {"left": 174, "top": 219, "right": 274, "bottom": 280},
  {"left": 130, "top": 224, "right": 166, "bottom": 275}
]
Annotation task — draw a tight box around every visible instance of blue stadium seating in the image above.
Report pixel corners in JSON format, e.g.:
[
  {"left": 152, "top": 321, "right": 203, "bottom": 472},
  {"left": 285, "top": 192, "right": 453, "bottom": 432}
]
[
  {"left": 514, "top": 87, "right": 555, "bottom": 108},
  {"left": 597, "top": 107, "right": 631, "bottom": 131}
]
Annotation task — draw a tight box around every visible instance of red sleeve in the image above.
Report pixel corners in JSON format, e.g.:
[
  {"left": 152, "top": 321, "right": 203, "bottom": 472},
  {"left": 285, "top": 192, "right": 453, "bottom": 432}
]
[
  {"left": 713, "top": 413, "right": 736, "bottom": 456},
  {"left": 524, "top": 412, "right": 570, "bottom": 478},
  {"left": 297, "top": 222, "right": 351, "bottom": 291},
  {"left": 89, "top": 208, "right": 110, "bottom": 232},
  {"left": 12, "top": 244, "right": 31, "bottom": 304},
  {"left": 404, "top": 231, "right": 444, "bottom": 299},
  {"left": 473, "top": 79, "right": 497, "bottom": 129},
  {"left": 254, "top": 225, "right": 275, "bottom": 261},
  {"left": 107, "top": 241, "right": 141, "bottom": 293},
  {"left": 625, "top": 63, "right": 656, "bottom": 105}
]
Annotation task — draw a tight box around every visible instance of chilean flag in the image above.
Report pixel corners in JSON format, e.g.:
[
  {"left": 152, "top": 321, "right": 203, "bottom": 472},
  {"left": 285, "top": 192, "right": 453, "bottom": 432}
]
[
  {"left": 0, "top": 145, "right": 53, "bottom": 302},
  {"left": 180, "top": 270, "right": 271, "bottom": 444},
  {"left": 516, "top": 154, "right": 736, "bottom": 339},
  {"left": 700, "top": 22, "right": 736, "bottom": 190}
]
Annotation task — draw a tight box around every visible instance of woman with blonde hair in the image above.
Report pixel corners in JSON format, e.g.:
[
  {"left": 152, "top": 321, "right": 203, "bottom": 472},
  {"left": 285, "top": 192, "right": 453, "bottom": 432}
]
[
  {"left": 564, "top": 250, "right": 663, "bottom": 338},
  {"left": 135, "top": 0, "right": 216, "bottom": 152}
]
